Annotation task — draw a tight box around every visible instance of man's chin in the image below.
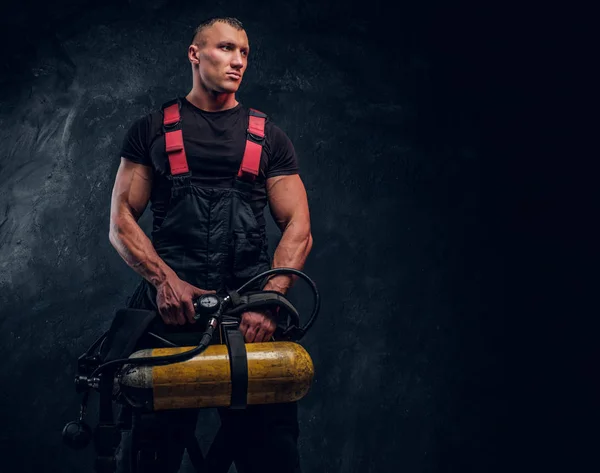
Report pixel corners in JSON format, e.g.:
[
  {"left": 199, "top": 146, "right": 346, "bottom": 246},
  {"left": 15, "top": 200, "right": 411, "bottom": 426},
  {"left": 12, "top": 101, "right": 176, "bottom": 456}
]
[{"left": 215, "top": 82, "right": 241, "bottom": 94}]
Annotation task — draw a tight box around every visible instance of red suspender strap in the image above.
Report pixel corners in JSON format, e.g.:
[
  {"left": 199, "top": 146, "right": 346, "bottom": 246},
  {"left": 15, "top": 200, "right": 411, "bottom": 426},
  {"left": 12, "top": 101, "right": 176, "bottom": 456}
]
[
  {"left": 162, "top": 101, "right": 189, "bottom": 175},
  {"left": 237, "top": 109, "right": 267, "bottom": 181}
]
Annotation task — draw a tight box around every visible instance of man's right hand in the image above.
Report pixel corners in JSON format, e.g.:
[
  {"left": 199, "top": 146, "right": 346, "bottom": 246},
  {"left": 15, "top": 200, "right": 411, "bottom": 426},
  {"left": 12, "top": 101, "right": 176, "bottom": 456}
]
[{"left": 155, "top": 275, "right": 215, "bottom": 325}]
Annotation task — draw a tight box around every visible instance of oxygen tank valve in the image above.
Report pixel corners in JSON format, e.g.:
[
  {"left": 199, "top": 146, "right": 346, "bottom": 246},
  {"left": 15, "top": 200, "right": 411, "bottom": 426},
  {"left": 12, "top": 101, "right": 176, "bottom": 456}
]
[{"left": 75, "top": 375, "right": 100, "bottom": 391}]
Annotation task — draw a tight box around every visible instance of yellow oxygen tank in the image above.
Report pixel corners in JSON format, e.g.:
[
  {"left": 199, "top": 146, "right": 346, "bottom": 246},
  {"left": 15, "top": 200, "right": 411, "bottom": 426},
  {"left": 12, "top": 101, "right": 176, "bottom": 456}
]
[{"left": 118, "top": 341, "right": 314, "bottom": 411}]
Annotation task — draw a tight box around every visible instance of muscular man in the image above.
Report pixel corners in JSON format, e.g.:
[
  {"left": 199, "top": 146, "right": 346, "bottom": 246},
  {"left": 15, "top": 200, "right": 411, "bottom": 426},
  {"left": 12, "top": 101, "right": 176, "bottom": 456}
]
[{"left": 108, "top": 16, "right": 313, "bottom": 473}]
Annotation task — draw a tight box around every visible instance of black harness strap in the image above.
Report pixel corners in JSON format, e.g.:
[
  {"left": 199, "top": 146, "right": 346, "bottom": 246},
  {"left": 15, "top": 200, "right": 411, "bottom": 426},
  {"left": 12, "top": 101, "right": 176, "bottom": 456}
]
[
  {"left": 93, "top": 374, "right": 120, "bottom": 473},
  {"left": 222, "top": 317, "right": 249, "bottom": 410},
  {"left": 101, "top": 308, "right": 158, "bottom": 361},
  {"left": 93, "top": 308, "right": 158, "bottom": 473},
  {"left": 198, "top": 318, "right": 249, "bottom": 472}
]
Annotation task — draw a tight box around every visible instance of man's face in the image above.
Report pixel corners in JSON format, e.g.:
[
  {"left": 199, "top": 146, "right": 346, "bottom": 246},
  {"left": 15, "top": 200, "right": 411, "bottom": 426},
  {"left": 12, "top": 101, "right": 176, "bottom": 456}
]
[{"left": 192, "top": 22, "right": 249, "bottom": 93}]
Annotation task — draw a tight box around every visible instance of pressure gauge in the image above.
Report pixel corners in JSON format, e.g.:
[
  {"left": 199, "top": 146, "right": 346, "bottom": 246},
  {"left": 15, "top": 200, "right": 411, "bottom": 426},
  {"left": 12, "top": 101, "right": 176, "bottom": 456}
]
[{"left": 193, "top": 294, "right": 221, "bottom": 318}]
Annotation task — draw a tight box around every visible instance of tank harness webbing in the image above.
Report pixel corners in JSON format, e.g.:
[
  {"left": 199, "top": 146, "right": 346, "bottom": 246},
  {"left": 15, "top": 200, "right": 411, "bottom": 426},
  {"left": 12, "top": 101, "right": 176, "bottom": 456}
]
[
  {"left": 94, "top": 309, "right": 158, "bottom": 473},
  {"left": 222, "top": 319, "right": 248, "bottom": 410}
]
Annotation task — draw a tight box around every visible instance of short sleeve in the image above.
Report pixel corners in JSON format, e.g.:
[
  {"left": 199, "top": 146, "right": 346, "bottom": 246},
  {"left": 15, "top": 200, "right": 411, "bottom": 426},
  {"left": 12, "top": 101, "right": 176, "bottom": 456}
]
[
  {"left": 266, "top": 124, "right": 299, "bottom": 178},
  {"left": 120, "top": 116, "right": 152, "bottom": 166}
]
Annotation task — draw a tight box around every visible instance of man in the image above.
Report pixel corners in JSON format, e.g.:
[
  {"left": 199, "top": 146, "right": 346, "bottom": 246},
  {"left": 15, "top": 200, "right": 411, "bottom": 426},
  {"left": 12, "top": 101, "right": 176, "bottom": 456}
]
[{"left": 108, "top": 16, "right": 313, "bottom": 473}]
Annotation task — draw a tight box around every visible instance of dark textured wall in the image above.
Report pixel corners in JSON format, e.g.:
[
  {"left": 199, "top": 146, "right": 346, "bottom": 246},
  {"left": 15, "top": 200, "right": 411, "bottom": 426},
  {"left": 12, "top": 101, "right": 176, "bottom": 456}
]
[{"left": 0, "top": 1, "right": 512, "bottom": 472}]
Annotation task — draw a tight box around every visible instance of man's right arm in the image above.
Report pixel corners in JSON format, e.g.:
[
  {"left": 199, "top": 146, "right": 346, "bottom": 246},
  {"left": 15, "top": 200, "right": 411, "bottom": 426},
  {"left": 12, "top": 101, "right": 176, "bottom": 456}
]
[
  {"left": 109, "top": 158, "right": 174, "bottom": 287},
  {"left": 108, "top": 158, "right": 209, "bottom": 325}
]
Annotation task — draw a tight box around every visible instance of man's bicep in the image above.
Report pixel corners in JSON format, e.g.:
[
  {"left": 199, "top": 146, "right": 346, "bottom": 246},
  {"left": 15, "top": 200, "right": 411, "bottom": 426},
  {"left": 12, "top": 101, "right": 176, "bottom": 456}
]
[
  {"left": 266, "top": 174, "right": 310, "bottom": 231},
  {"left": 111, "top": 158, "right": 153, "bottom": 221}
]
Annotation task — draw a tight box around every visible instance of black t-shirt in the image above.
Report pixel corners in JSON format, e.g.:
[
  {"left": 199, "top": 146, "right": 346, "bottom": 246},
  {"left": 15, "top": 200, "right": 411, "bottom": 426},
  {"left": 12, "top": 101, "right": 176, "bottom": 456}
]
[{"left": 120, "top": 97, "right": 299, "bottom": 231}]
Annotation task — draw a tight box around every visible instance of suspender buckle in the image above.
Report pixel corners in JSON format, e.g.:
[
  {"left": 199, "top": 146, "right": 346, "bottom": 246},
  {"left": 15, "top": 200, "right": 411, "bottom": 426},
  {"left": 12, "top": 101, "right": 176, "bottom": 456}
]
[
  {"left": 162, "top": 100, "right": 182, "bottom": 131},
  {"left": 247, "top": 132, "right": 265, "bottom": 143},
  {"left": 162, "top": 121, "right": 179, "bottom": 132}
]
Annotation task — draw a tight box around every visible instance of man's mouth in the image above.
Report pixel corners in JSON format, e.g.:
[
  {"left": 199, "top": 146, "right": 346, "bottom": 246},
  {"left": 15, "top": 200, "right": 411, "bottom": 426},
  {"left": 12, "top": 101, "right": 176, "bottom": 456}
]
[{"left": 226, "top": 72, "right": 241, "bottom": 80}]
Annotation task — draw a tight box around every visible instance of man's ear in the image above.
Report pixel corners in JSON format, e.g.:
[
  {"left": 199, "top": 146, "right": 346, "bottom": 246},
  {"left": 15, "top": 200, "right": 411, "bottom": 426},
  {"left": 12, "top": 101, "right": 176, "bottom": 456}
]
[{"left": 188, "top": 45, "right": 200, "bottom": 65}]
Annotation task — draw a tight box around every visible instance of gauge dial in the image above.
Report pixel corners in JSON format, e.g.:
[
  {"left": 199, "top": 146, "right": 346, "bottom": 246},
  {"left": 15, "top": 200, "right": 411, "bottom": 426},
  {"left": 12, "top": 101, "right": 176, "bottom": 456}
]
[
  {"left": 199, "top": 294, "right": 220, "bottom": 308},
  {"left": 194, "top": 294, "right": 221, "bottom": 318}
]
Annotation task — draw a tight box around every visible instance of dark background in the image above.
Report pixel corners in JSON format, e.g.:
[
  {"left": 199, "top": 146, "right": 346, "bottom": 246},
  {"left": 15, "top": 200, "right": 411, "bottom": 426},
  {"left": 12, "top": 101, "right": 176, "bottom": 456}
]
[{"left": 0, "top": 0, "right": 543, "bottom": 471}]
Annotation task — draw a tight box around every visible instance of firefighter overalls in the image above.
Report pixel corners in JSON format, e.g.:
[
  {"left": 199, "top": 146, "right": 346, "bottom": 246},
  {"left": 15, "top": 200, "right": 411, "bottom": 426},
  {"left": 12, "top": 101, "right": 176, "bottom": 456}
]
[{"left": 115, "top": 99, "right": 301, "bottom": 473}]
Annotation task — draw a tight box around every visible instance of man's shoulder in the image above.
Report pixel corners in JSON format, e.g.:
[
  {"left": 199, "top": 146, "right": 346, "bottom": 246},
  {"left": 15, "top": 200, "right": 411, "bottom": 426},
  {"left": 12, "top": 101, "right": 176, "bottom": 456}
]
[
  {"left": 127, "top": 107, "right": 162, "bottom": 130},
  {"left": 264, "top": 120, "right": 290, "bottom": 145}
]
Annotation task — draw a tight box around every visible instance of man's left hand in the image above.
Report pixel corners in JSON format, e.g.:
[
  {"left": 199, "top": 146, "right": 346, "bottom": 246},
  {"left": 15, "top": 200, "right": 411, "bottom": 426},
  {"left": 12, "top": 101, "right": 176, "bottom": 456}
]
[{"left": 239, "top": 310, "right": 277, "bottom": 343}]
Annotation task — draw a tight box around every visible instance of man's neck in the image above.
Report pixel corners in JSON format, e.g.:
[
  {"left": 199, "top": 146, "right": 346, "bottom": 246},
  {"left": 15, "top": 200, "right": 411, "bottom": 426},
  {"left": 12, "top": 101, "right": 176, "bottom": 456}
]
[{"left": 185, "top": 87, "right": 238, "bottom": 112}]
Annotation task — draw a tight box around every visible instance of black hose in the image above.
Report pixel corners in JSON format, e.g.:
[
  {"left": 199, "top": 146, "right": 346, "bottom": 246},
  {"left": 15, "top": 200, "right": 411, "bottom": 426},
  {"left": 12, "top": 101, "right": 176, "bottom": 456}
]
[{"left": 89, "top": 323, "right": 217, "bottom": 379}]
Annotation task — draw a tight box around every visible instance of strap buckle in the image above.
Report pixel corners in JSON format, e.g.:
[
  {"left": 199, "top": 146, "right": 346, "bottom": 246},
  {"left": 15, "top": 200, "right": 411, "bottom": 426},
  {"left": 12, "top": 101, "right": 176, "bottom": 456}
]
[
  {"left": 162, "top": 121, "right": 179, "bottom": 132},
  {"left": 247, "top": 132, "right": 265, "bottom": 142},
  {"left": 220, "top": 315, "right": 240, "bottom": 329},
  {"left": 162, "top": 99, "right": 182, "bottom": 131}
]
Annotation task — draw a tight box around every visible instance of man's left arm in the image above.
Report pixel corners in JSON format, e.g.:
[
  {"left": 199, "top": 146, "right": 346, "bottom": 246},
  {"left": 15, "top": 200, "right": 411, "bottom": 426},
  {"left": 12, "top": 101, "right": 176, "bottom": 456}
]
[
  {"left": 238, "top": 174, "right": 313, "bottom": 343},
  {"left": 263, "top": 174, "right": 313, "bottom": 294}
]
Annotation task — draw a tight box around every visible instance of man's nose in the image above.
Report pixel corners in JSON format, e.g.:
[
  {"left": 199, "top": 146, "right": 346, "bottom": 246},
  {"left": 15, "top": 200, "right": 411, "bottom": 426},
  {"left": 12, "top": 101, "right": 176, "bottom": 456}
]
[{"left": 231, "top": 51, "right": 244, "bottom": 69}]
